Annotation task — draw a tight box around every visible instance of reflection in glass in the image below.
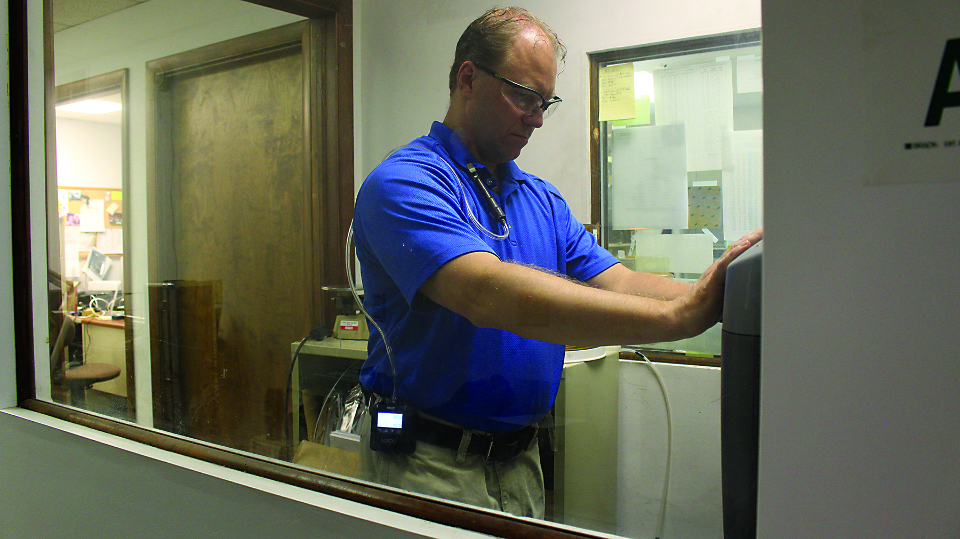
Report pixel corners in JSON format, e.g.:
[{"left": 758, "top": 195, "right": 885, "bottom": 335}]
[
  {"left": 50, "top": 69, "right": 131, "bottom": 420},
  {"left": 48, "top": 0, "right": 308, "bottom": 440},
  {"left": 39, "top": 1, "right": 755, "bottom": 537}
]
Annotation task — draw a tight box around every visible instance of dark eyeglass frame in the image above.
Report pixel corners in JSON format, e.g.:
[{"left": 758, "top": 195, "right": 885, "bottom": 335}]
[{"left": 472, "top": 62, "right": 562, "bottom": 116}]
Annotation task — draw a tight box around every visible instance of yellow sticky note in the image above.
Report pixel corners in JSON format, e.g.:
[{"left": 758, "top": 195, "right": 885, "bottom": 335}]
[
  {"left": 599, "top": 64, "right": 636, "bottom": 122},
  {"left": 610, "top": 96, "right": 651, "bottom": 127}
]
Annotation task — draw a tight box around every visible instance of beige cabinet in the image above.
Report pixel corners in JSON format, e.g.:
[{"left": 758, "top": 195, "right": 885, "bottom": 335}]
[{"left": 554, "top": 346, "right": 620, "bottom": 533}]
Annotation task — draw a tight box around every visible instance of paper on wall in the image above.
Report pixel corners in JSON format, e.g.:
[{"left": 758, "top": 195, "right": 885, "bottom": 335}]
[
  {"left": 721, "top": 130, "right": 764, "bottom": 238},
  {"left": 65, "top": 244, "right": 81, "bottom": 280},
  {"left": 737, "top": 57, "right": 763, "bottom": 93},
  {"left": 96, "top": 228, "right": 123, "bottom": 254},
  {"left": 633, "top": 230, "right": 714, "bottom": 275},
  {"left": 654, "top": 61, "right": 734, "bottom": 171},
  {"left": 79, "top": 199, "right": 106, "bottom": 233},
  {"left": 610, "top": 124, "right": 688, "bottom": 230},
  {"left": 599, "top": 63, "right": 637, "bottom": 121}
]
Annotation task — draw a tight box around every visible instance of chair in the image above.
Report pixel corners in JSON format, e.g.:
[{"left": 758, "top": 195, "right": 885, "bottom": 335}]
[{"left": 50, "top": 315, "right": 121, "bottom": 407}]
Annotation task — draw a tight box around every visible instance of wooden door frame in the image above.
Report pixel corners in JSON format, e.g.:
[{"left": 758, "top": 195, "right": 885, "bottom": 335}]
[
  {"left": 247, "top": 1, "right": 355, "bottom": 310},
  {"left": 145, "top": 16, "right": 352, "bottom": 330}
]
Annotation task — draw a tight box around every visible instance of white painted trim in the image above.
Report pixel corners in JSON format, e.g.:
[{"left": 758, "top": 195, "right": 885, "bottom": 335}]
[{"left": 0, "top": 406, "right": 495, "bottom": 539}]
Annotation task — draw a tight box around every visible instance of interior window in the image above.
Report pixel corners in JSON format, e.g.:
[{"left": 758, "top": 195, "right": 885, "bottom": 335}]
[
  {"left": 594, "top": 30, "right": 763, "bottom": 358},
  {"left": 32, "top": 1, "right": 762, "bottom": 537}
]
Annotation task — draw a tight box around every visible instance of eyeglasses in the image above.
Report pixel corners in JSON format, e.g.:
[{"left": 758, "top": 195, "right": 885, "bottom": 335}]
[{"left": 473, "top": 63, "right": 562, "bottom": 119}]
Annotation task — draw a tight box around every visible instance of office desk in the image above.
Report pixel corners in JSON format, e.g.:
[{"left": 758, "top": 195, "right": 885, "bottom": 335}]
[
  {"left": 80, "top": 317, "right": 127, "bottom": 398},
  {"left": 289, "top": 338, "right": 367, "bottom": 445}
]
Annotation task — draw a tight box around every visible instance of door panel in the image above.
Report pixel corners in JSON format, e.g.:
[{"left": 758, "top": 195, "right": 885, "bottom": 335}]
[{"left": 148, "top": 23, "right": 323, "bottom": 456}]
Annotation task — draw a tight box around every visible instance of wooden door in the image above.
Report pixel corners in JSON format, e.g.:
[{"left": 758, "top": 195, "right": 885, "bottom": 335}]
[{"left": 147, "top": 21, "right": 348, "bottom": 457}]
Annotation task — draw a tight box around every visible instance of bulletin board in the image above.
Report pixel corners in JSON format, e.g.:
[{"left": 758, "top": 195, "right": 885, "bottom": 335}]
[{"left": 58, "top": 186, "right": 124, "bottom": 256}]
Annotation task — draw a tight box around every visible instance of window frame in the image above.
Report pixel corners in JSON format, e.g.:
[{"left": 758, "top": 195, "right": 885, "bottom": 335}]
[{"left": 9, "top": 1, "right": 606, "bottom": 538}]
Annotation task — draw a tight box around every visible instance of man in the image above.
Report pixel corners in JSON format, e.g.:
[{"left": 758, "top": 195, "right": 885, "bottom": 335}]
[{"left": 352, "top": 7, "right": 762, "bottom": 518}]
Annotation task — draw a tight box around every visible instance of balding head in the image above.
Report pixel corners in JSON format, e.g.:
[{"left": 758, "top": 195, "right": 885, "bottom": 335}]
[{"left": 447, "top": 7, "right": 565, "bottom": 96}]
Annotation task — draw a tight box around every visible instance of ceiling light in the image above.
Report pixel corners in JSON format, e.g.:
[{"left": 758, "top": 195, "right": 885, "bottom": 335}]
[
  {"left": 56, "top": 99, "right": 122, "bottom": 114},
  {"left": 635, "top": 71, "right": 654, "bottom": 102}
]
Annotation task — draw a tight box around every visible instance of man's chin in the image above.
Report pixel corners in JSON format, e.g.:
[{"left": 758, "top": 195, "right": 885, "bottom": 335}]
[{"left": 507, "top": 138, "right": 528, "bottom": 157}]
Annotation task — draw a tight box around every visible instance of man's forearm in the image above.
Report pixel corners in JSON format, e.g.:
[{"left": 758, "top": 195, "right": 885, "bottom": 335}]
[
  {"left": 419, "top": 230, "right": 761, "bottom": 347},
  {"left": 587, "top": 263, "right": 691, "bottom": 301},
  {"left": 420, "top": 251, "right": 699, "bottom": 347}
]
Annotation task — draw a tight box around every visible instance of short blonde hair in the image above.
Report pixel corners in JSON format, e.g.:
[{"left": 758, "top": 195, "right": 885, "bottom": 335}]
[{"left": 448, "top": 7, "right": 566, "bottom": 95}]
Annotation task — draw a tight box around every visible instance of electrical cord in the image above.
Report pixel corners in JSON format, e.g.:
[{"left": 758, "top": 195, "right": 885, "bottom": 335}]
[
  {"left": 346, "top": 222, "right": 399, "bottom": 401},
  {"left": 463, "top": 162, "right": 509, "bottom": 240},
  {"left": 84, "top": 287, "right": 121, "bottom": 315},
  {"left": 635, "top": 350, "right": 673, "bottom": 539},
  {"left": 404, "top": 144, "right": 510, "bottom": 240},
  {"left": 313, "top": 358, "right": 362, "bottom": 442},
  {"left": 283, "top": 325, "right": 332, "bottom": 460}
]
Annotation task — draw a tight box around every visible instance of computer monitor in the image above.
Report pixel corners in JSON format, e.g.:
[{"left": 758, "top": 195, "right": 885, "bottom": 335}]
[{"left": 81, "top": 247, "right": 112, "bottom": 281}]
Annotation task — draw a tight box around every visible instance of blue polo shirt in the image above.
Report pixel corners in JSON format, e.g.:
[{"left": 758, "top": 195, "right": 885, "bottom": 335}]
[{"left": 353, "top": 122, "right": 618, "bottom": 433}]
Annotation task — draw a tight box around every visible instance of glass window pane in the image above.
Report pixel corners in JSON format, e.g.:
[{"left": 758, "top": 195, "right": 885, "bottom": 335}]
[
  {"left": 37, "top": 2, "right": 761, "bottom": 537},
  {"left": 45, "top": 0, "right": 308, "bottom": 439},
  {"left": 599, "top": 32, "right": 763, "bottom": 357}
]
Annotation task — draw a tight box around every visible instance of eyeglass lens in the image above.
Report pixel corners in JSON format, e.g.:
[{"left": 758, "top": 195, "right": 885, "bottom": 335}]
[{"left": 502, "top": 85, "right": 558, "bottom": 118}]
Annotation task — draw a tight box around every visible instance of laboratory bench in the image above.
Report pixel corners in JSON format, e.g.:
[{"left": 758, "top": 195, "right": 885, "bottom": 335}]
[{"left": 287, "top": 338, "right": 621, "bottom": 531}]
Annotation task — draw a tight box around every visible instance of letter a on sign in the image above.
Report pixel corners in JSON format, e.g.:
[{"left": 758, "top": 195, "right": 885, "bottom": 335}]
[{"left": 925, "top": 38, "right": 960, "bottom": 126}]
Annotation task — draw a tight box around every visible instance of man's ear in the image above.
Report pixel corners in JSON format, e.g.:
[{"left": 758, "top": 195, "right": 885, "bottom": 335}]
[{"left": 456, "top": 61, "right": 478, "bottom": 97}]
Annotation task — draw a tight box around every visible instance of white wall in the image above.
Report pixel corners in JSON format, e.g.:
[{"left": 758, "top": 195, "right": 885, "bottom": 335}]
[
  {"left": 55, "top": 117, "right": 122, "bottom": 189},
  {"left": 758, "top": 0, "right": 960, "bottom": 537},
  {"left": 355, "top": 0, "right": 762, "bottom": 221},
  {"left": 0, "top": 410, "right": 487, "bottom": 539}
]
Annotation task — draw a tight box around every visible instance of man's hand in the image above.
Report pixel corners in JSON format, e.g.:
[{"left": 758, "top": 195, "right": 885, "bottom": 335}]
[{"left": 669, "top": 228, "right": 763, "bottom": 337}]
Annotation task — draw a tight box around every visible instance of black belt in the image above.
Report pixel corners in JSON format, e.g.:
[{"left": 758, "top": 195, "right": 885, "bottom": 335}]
[
  {"left": 361, "top": 386, "right": 538, "bottom": 462},
  {"left": 416, "top": 415, "right": 538, "bottom": 463}
]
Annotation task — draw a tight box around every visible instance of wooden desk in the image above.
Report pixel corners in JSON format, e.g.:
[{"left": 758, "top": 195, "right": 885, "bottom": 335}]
[{"left": 81, "top": 317, "right": 127, "bottom": 397}]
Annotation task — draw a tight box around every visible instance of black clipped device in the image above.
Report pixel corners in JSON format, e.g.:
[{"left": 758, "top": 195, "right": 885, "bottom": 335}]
[{"left": 369, "top": 400, "right": 418, "bottom": 454}]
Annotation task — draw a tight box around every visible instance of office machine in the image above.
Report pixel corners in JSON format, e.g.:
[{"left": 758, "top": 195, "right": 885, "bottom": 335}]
[
  {"left": 721, "top": 240, "right": 763, "bottom": 539},
  {"left": 81, "top": 247, "right": 113, "bottom": 281},
  {"left": 322, "top": 285, "right": 369, "bottom": 341}
]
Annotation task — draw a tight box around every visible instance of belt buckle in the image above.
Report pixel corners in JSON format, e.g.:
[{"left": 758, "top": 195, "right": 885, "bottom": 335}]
[
  {"left": 484, "top": 431, "right": 526, "bottom": 463},
  {"left": 485, "top": 434, "right": 511, "bottom": 463}
]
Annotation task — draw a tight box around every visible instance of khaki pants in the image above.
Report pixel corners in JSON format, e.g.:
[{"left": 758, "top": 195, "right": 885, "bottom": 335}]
[{"left": 358, "top": 411, "right": 545, "bottom": 518}]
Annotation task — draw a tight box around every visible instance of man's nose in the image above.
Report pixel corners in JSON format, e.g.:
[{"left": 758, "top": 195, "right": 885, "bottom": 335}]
[{"left": 523, "top": 108, "right": 545, "bottom": 128}]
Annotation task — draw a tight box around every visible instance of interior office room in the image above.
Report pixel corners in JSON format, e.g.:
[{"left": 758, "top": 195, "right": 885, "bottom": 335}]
[{"left": 2, "top": 0, "right": 958, "bottom": 538}]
